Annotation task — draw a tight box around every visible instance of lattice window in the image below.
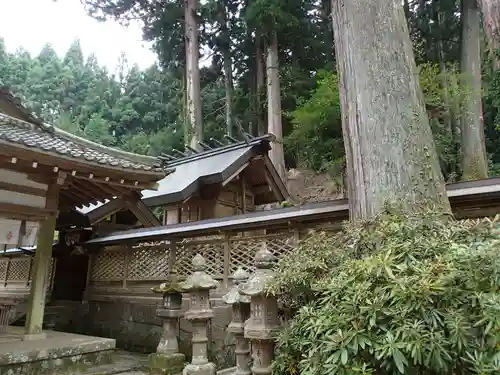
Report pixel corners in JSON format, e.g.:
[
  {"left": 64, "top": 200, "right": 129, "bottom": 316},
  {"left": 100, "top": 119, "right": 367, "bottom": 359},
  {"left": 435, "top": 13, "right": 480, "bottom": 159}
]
[
  {"left": 128, "top": 246, "right": 169, "bottom": 280},
  {"left": 91, "top": 251, "right": 126, "bottom": 281},
  {"left": 7, "top": 258, "right": 31, "bottom": 281},
  {"left": 0, "top": 259, "right": 8, "bottom": 280},
  {"left": 230, "top": 233, "right": 295, "bottom": 274},
  {"left": 175, "top": 238, "right": 225, "bottom": 279}
]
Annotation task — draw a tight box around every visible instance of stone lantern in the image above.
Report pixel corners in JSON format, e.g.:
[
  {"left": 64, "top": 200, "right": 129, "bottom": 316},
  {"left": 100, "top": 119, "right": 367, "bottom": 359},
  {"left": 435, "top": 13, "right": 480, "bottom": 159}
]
[
  {"left": 180, "top": 254, "right": 219, "bottom": 375},
  {"left": 148, "top": 272, "right": 185, "bottom": 375},
  {"left": 222, "top": 267, "right": 251, "bottom": 375},
  {"left": 239, "top": 249, "right": 280, "bottom": 375}
]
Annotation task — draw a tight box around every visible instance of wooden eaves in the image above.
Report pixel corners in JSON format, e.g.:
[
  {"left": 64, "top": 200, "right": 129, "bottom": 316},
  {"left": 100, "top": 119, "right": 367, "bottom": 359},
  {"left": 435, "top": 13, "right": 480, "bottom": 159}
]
[{"left": 0, "top": 109, "right": 169, "bottom": 214}]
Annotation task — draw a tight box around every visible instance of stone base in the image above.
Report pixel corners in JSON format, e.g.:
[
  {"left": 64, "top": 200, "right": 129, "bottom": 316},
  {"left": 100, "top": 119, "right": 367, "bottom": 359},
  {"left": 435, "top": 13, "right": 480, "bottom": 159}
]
[
  {"left": 0, "top": 326, "right": 115, "bottom": 375},
  {"left": 147, "top": 352, "right": 185, "bottom": 375},
  {"left": 183, "top": 362, "right": 216, "bottom": 375},
  {"left": 22, "top": 332, "right": 47, "bottom": 341}
]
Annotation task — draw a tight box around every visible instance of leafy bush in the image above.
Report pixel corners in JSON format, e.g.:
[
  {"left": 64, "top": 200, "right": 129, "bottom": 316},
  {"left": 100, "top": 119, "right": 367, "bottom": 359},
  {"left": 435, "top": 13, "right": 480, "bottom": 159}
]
[
  {"left": 268, "top": 209, "right": 500, "bottom": 375},
  {"left": 285, "top": 70, "right": 344, "bottom": 172}
]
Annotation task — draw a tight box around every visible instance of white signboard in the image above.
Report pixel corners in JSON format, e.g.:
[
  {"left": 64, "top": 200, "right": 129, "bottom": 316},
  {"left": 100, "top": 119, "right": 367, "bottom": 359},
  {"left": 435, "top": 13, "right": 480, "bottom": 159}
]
[
  {"left": 0, "top": 218, "right": 21, "bottom": 246},
  {"left": 19, "top": 221, "right": 40, "bottom": 248}
]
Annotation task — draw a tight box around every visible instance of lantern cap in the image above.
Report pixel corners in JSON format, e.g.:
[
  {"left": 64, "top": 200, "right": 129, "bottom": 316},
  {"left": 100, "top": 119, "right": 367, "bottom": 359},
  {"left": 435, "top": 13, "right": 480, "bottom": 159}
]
[
  {"left": 151, "top": 272, "right": 183, "bottom": 294},
  {"left": 181, "top": 254, "right": 219, "bottom": 291},
  {"left": 255, "top": 247, "right": 275, "bottom": 269},
  {"left": 222, "top": 267, "right": 251, "bottom": 305},
  {"left": 192, "top": 253, "right": 206, "bottom": 271},
  {"left": 239, "top": 249, "right": 276, "bottom": 297}
]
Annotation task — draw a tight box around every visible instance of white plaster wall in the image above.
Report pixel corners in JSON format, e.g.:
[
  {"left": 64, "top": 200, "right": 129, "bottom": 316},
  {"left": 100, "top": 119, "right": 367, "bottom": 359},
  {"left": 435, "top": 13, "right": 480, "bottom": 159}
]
[{"left": 0, "top": 168, "right": 49, "bottom": 190}]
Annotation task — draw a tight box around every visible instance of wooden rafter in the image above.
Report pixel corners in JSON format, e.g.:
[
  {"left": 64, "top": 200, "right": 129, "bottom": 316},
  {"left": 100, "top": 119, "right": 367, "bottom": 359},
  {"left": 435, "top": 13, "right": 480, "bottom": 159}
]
[
  {"left": 69, "top": 180, "right": 100, "bottom": 207},
  {"left": 71, "top": 178, "right": 107, "bottom": 204},
  {"left": 0, "top": 141, "right": 162, "bottom": 181}
]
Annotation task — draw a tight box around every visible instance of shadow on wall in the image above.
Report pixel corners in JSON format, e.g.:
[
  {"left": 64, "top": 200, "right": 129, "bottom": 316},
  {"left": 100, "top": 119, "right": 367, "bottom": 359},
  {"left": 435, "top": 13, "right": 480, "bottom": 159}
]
[{"left": 50, "top": 299, "right": 236, "bottom": 369}]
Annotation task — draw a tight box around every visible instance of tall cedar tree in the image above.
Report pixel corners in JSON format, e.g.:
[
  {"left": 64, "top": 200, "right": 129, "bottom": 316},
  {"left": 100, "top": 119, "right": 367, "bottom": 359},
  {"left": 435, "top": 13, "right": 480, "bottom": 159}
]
[{"left": 332, "top": 0, "right": 451, "bottom": 219}]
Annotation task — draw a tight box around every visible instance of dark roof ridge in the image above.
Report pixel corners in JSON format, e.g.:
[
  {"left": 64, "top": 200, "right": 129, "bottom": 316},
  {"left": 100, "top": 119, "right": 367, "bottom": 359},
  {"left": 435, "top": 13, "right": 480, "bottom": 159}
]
[{"left": 164, "top": 134, "right": 274, "bottom": 167}]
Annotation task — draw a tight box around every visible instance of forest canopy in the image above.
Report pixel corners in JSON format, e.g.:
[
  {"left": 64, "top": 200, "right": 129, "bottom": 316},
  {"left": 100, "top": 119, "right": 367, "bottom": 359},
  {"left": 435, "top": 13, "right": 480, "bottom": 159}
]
[{"left": 1, "top": 0, "right": 500, "bottom": 182}]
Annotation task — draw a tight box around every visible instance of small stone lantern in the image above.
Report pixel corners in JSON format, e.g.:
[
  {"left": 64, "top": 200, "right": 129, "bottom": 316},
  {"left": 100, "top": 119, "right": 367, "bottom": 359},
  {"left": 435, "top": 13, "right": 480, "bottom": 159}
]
[
  {"left": 148, "top": 272, "right": 185, "bottom": 375},
  {"left": 239, "top": 249, "right": 280, "bottom": 375},
  {"left": 222, "top": 267, "right": 251, "bottom": 375},
  {"left": 180, "top": 254, "right": 219, "bottom": 375}
]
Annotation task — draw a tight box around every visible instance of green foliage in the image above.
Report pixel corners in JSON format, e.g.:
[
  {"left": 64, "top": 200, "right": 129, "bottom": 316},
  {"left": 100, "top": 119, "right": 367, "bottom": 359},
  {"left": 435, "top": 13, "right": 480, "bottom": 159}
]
[
  {"left": 269, "top": 210, "right": 500, "bottom": 375},
  {"left": 285, "top": 71, "right": 343, "bottom": 172},
  {"left": 0, "top": 37, "right": 239, "bottom": 156}
]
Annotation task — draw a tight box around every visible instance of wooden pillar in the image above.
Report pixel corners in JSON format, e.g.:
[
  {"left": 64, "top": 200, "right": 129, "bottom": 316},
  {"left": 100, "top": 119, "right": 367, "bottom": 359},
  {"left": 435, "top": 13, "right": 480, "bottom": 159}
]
[
  {"left": 24, "top": 174, "right": 64, "bottom": 340},
  {"left": 223, "top": 233, "right": 231, "bottom": 289}
]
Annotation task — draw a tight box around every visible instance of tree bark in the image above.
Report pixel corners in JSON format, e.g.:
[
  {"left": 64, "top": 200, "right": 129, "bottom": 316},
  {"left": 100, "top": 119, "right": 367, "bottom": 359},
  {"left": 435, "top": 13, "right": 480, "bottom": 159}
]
[
  {"left": 403, "top": 0, "right": 410, "bottom": 24},
  {"left": 331, "top": 0, "right": 450, "bottom": 220},
  {"left": 256, "top": 32, "right": 265, "bottom": 136},
  {"left": 221, "top": 3, "right": 234, "bottom": 136},
  {"left": 479, "top": 0, "right": 500, "bottom": 69},
  {"left": 460, "top": 0, "right": 487, "bottom": 180},
  {"left": 266, "top": 31, "right": 286, "bottom": 183},
  {"left": 436, "top": 5, "right": 460, "bottom": 178},
  {"left": 184, "top": 0, "right": 203, "bottom": 151}
]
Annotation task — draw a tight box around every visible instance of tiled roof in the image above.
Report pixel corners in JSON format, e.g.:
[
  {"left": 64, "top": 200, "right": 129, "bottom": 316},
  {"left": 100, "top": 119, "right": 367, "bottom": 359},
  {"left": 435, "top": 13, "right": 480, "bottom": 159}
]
[{"left": 0, "top": 112, "right": 164, "bottom": 173}]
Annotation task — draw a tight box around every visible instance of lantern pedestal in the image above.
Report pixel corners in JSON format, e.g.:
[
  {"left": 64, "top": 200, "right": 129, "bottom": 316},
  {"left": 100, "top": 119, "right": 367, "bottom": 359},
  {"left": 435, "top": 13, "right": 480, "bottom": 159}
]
[
  {"left": 180, "top": 254, "right": 219, "bottom": 375},
  {"left": 222, "top": 267, "right": 251, "bottom": 375},
  {"left": 239, "top": 249, "right": 280, "bottom": 375},
  {"left": 148, "top": 277, "right": 186, "bottom": 375},
  {"left": 148, "top": 352, "right": 186, "bottom": 375}
]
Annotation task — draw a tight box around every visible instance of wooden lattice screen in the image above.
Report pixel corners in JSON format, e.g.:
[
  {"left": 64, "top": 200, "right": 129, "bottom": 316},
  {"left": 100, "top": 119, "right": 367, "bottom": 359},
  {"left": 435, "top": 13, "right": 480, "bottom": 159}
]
[
  {"left": 175, "top": 237, "right": 225, "bottom": 279},
  {"left": 91, "top": 251, "right": 126, "bottom": 281},
  {"left": 229, "top": 233, "right": 296, "bottom": 274},
  {"left": 128, "top": 246, "right": 170, "bottom": 280},
  {"left": 0, "top": 256, "right": 56, "bottom": 292},
  {"left": 89, "top": 230, "right": 300, "bottom": 286}
]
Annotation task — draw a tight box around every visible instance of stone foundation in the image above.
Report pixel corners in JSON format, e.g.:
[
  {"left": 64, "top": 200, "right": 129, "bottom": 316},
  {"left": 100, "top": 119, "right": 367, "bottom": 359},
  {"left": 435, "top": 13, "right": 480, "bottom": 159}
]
[
  {"left": 51, "top": 296, "right": 235, "bottom": 368},
  {"left": 0, "top": 327, "right": 115, "bottom": 375}
]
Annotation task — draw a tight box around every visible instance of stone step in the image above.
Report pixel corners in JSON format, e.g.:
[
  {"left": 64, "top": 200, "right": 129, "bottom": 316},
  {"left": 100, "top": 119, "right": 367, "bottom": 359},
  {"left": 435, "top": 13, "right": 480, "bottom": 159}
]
[{"left": 61, "top": 351, "right": 148, "bottom": 375}]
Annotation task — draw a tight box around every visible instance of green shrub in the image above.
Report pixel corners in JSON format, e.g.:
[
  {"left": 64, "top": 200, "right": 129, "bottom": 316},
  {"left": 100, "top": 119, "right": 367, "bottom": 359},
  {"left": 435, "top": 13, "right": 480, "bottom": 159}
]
[{"left": 268, "top": 209, "right": 500, "bottom": 375}]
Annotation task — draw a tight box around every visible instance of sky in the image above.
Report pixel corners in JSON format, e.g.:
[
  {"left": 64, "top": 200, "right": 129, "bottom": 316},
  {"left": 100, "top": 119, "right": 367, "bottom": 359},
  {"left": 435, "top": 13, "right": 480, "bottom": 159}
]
[{"left": 0, "top": 0, "right": 158, "bottom": 72}]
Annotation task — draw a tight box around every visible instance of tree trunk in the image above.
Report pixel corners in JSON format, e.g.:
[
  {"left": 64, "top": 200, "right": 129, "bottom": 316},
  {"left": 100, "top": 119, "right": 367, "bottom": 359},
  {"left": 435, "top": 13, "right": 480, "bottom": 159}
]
[
  {"left": 221, "top": 4, "right": 234, "bottom": 137},
  {"left": 403, "top": 0, "right": 410, "bottom": 23},
  {"left": 479, "top": 0, "right": 500, "bottom": 69},
  {"left": 436, "top": 6, "right": 459, "bottom": 178},
  {"left": 256, "top": 32, "right": 265, "bottom": 136},
  {"left": 184, "top": 0, "right": 203, "bottom": 151},
  {"left": 266, "top": 31, "right": 286, "bottom": 183},
  {"left": 331, "top": 0, "right": 450, "bottom": 220},
  {"left": 460, "top": 0, "right": 487, "bottom": 180}
]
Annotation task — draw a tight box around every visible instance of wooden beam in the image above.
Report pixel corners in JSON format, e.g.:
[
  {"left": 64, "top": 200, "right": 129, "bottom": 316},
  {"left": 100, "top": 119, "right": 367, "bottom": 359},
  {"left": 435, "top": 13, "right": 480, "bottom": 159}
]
[
  {"left": 126, "top": 196, "right": 162, "bottom": 227},
  {"left": 69, "top": 181, "right": 100, "bottom": 207},
  {"left": 0, "top": 152, "right": 160, "bottom": 193},
  {"left": 0, "top": 181, "right": 46, "bottom": 197},
  {"left": 74, "top": 174, "right": 158, "bottom": 191},
  {"left": 240, "top": 174, "right": 247, "bottom": 213},
  {"left": 262, "top": 157, "right": 285, "bottom": 201},
  {"left": 86, "top": 198, "right": 127, "bottom": 226},
  {"left": 0, "top": 141, "right": 163, "bottom": 181},
  {"left": 0, "top": 202, "right": 56, "bottom": 221},
  {"left": 71, "top": 178, "right": 108, "bottom": 205},
  {"left": 72, "top": 178, "right": 109, "bottom": 201},
  {"left": 221, "top": 162, "right": 250, "bottom": 187}
]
